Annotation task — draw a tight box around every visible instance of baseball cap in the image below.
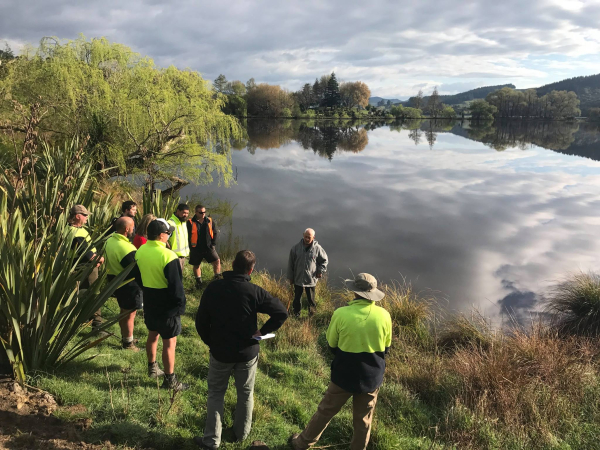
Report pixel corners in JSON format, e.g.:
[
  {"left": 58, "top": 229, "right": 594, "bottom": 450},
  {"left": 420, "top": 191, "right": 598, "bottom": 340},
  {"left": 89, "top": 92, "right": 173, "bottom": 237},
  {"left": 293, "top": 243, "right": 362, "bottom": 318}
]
[{"left": 147, "top": 219, "right": 176, "bottom": 239}]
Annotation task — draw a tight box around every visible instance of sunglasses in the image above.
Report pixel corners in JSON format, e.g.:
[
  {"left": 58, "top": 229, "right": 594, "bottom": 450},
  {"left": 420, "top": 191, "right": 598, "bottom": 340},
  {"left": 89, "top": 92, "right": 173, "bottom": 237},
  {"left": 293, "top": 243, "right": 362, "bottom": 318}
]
[
  {"left": 162, "top": 231, "right": 172, "bottom": 236},
  {"left": 198, "top": 211, "right": 206, "bottom": 214}
]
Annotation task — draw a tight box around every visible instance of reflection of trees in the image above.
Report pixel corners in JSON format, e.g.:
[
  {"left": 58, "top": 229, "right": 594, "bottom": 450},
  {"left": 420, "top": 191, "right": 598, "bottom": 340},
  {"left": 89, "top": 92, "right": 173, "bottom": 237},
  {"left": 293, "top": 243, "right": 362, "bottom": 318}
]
[
  {"left": 245, "top": 120, "right": 369, "bottom": 160},
  {"left": 465, "top": 120, "right": 580, "bottom": 152}
]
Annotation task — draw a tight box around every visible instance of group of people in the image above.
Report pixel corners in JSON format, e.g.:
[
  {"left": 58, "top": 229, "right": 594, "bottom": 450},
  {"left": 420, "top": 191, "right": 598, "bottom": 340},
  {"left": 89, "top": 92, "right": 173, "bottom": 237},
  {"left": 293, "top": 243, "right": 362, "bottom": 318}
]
[{"left": 67, "top": 200, "right": 392, "bottom": 450}]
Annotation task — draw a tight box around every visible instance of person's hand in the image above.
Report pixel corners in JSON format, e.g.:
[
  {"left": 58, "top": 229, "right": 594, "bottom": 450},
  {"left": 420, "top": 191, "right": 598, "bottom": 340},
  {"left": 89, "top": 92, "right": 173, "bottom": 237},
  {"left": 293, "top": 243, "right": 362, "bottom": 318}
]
[
  {"left": 252, "top": 330, "right": 262, "bottom": 339},
  {"left": 316, "top": 272, "right": 322, "bottom": 278}
]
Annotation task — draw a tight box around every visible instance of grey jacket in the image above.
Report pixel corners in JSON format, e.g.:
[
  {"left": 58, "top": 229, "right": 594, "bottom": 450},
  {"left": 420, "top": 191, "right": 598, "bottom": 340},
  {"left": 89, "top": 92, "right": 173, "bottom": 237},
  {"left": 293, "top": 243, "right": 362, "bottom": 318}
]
[{"left": 287, "top": 239, "right": 328, "bottom": 287}]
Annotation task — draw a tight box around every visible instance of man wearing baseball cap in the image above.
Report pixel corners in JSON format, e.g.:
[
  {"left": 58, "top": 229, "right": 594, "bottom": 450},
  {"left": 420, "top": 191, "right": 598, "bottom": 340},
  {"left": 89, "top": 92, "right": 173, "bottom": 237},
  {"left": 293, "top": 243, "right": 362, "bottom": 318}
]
[
  {"left": 68, "top": 204, "right": 105, "bottom": 329},
  {"left": 290, "top": 273, "right": 392, "bottom": 450},
  {"left": 135, "top": 218, "right": 188, "bottom": 391}
]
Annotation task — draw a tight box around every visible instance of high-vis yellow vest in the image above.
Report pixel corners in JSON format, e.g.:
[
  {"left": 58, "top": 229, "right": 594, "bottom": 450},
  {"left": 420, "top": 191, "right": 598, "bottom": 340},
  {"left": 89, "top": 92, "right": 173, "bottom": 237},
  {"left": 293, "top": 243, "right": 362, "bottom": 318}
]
[
  {"left": 168, "top": 214, "right": 190, "bottom": 257},
  {"left": 135, "top": 240, "right": 179, "bottom": 289},
  {"left": 70, "top": 225, "right": 97, "bottom": 253},
  {"left": 105, "top": 233, "right": 136, "bottom": 276}
]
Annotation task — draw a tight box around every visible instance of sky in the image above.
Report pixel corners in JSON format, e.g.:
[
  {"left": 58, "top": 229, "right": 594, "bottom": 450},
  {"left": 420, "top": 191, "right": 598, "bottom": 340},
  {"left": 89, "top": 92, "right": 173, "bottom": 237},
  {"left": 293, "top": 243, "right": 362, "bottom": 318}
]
[{"left": 1, "top": 0, "right": 600, "bottom": 99}]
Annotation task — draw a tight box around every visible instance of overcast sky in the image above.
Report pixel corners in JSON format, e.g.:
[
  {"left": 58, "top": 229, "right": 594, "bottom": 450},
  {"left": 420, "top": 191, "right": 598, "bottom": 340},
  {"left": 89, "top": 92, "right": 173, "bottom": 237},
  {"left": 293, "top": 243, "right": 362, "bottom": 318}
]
[{"left": 1, "top": 0, "right": 599, "bottom": 98}]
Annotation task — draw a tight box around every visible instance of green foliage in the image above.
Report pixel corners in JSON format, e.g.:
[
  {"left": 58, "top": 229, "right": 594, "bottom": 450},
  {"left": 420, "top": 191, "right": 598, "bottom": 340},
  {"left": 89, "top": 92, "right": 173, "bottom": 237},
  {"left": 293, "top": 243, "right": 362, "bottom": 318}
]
[
  {"left": 486, "top": 87, "right": 580, "bottom": 119},
  {"left": 323, "top": 72, "right": 341, "bottom": 108},
  {"left": 469, "top": 99, "right": 498, "bottom": 121},
  {"left": 390, "top": 105, "right": 423, "bottom": 120},
  {"left": 0, "top": 36, "right": 243, "bottom": 189},
  {"left": 440, "top": 105, "right": 457, "bottom": 119},
  {"left": 0, "top": 138, "right": 129, "bottom": 381}
]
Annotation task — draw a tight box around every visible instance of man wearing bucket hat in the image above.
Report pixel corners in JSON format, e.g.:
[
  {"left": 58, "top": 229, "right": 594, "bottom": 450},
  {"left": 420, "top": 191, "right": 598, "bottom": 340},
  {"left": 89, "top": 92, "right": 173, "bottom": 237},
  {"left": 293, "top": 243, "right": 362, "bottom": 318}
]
[
  {"left": 135, "top": 218, "right": 188, "bottom": 391},
  {"left": 290, "top": 273, "right": 392, "bottom": 450}
]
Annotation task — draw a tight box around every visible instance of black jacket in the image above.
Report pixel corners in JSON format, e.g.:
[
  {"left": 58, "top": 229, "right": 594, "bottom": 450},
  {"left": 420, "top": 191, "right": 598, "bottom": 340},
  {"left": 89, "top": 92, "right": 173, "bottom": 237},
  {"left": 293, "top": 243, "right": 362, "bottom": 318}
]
[
  {"left": 196, "top": 271, "right": 288, "bottom": 363},
  {"left": 187, "top": 216, "right": 217, "bottom": 250}
]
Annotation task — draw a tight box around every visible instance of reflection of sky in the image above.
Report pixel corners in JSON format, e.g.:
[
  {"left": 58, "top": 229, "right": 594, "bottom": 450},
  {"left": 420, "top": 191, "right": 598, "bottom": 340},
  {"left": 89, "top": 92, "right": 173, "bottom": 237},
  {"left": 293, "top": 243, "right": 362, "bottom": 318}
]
[{"left": 181, "top": 126, "right": 600, "bottom": 322}]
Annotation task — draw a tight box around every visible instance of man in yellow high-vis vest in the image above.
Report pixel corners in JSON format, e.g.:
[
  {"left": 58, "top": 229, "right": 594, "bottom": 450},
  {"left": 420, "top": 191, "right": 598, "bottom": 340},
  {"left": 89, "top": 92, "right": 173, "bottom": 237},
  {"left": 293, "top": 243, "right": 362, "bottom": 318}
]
[
  {"left": 105, "top": 217, "right": 143, "bottom": 351},
  {"left": 167, "top": 203, "right": 190, "bottom": 271},
  {"left": 136, "top": 219, "right": 188, "bottom": 390}
]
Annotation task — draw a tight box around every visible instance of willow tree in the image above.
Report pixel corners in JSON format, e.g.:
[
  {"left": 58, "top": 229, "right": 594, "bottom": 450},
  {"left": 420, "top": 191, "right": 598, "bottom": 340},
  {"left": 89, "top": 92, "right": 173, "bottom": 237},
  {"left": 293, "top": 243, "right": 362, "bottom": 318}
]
[{"left": 0, "top": 36, "right": 243, "bottom": 189}]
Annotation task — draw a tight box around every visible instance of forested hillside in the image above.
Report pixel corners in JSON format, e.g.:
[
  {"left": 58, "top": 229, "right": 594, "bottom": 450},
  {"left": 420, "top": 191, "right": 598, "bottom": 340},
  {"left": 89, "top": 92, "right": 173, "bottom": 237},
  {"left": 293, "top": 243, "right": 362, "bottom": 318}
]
[
  {"left": 536, "top": 74, "right": 600, "bottom": 115},
  {"left": 407, "top": 84, "right": 515, "bottom": 107}
]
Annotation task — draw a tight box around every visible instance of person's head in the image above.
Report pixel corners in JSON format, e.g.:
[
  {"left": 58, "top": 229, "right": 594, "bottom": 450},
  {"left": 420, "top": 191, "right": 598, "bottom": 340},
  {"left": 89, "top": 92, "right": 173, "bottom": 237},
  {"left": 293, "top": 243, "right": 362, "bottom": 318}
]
[
  {"left": 232, "top": 250, "right": 256, "bottom": 275},
  {"left": 344, "top": 273, "right": 385, "bottom": 302},
  {"left": 303, "top": 228, "right": 315, "bottom": 246},
  {"left": 115, "top": 216, "right": 135, "bottom": 239},
  {"left": 195, "top": 204, "right": 206, "bottom": 220},
  {"left": 146, "top": 219, "right": 175, "bottom": 243},
  {"left": 136, "top": 213, "right": 156, "bottom": 237},
  {"left": 175, "top": 203, "right": 190, "bottom": 221},
  {"left": 121, "top": 201, "right": 137, "bottom": 218},
  {"left": 68, "top": 204, "right": 91, "bottom": 227}
]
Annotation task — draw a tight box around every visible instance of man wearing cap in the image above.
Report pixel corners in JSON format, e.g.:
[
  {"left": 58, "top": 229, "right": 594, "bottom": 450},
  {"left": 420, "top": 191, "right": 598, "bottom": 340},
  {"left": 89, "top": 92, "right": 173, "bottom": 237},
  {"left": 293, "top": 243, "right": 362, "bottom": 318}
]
[
  {"left": 287, "top": 228, "right": 328, "bottom": 317},
  {"left": 135, "top": 219, "right": 188, "bottom": 390},
  {"left": 68, "top": 204, "right": 104, "bottom": 328},
  {"left": 168, "top": 203, "right": 190, "bottom": 271},
  {"left": 104, "top": 217, "right": 143, "bottom": 351},
  {"left": 290, "top": 273, "right": 392, "bottom": 450}
]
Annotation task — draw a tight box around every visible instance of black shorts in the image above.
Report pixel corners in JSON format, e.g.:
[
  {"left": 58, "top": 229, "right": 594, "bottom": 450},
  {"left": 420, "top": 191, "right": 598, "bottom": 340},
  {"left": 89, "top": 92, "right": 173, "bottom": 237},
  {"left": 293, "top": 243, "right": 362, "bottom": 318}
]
[
  {"left": 111, "top": 279, "right": 143, "bottom": 310},
  {"left": 189, "top": 247, "right": 219, "bottom": 265},
  {"left": 144, "top": 315, "right": 181, "bottom": 339}
]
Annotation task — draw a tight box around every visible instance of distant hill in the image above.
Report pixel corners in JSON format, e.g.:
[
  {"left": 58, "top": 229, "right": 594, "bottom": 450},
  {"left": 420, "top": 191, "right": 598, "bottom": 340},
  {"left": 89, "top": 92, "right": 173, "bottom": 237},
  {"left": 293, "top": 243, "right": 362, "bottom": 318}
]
[
  {"left": 535, "top": 74, "right": 600, "bottom": 115},
  {"left": 406, "top": 84, "right": 516, "bottom": 108},
  {"left": 369, "top": 96, "right": 402, "bottom": 106}
]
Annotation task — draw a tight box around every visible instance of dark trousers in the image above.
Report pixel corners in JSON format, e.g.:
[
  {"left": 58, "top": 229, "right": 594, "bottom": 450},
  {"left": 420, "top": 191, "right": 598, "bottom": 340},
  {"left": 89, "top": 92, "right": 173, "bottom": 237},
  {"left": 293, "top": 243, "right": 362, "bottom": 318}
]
[
  {"left": 293, "top": 285, "right": 316, "bottom": 316},
  {"left": 81, "top": 267, "right": 102, "bottom": 327}
]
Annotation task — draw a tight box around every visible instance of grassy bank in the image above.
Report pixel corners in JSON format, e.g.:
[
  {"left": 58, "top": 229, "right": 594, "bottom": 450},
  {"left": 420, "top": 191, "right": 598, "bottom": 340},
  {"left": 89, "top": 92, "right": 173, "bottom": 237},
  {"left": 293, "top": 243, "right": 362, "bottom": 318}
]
[{"left": 31, "top": 264, "right": 600, "bottom": 450}]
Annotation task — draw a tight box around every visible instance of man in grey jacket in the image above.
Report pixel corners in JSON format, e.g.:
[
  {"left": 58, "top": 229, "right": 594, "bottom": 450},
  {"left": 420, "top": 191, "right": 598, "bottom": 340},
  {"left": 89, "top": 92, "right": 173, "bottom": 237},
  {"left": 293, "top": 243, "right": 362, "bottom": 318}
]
[{"left": 287, "top": 228, "right": 328, "bottom": 317}]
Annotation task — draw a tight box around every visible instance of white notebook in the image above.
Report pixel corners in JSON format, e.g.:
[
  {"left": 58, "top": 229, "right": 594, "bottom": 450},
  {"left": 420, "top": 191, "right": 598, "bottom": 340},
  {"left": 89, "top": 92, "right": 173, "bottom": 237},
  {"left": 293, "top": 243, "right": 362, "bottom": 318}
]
[{"left": 253, "top": 333, "right": 276, "bottom": 341}]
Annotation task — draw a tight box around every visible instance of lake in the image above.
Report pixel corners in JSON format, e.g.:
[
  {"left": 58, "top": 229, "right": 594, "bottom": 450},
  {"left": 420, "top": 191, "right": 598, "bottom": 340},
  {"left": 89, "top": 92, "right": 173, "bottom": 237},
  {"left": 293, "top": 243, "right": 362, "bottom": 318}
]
[{"left": 181, "top": 119, "right": 600, "bottom": 323}]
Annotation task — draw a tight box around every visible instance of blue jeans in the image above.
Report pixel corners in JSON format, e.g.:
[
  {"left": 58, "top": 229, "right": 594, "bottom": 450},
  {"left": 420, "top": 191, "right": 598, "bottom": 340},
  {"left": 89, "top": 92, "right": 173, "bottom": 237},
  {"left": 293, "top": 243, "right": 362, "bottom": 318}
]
[{"left": 202, "top": 354, "right": 258, "bottom": 448}]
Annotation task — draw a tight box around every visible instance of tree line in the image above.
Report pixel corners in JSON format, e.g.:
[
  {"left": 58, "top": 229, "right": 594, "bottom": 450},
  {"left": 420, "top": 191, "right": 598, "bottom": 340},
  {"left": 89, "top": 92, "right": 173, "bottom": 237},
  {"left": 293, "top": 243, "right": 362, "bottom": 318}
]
[
  {"left": 212, "top": 72, "right": 374, "bottom": 118},
  {"left": 468, "top": 87, "right": 581, "bottom": 120}
]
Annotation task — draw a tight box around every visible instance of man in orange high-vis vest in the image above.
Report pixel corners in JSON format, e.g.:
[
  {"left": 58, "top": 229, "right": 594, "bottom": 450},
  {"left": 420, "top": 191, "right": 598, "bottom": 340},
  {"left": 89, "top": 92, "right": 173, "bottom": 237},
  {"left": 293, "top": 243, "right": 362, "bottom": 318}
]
[{"left": 186, "top": 204, "right": 221, "bottom": 289}]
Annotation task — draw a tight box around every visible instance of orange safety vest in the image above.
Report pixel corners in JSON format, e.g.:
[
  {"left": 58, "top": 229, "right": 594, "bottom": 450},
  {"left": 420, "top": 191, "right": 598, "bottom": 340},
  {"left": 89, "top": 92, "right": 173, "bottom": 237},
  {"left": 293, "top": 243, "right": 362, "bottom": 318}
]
[{"left": 189, "top": 217, "right": 213, "bottom": 247}]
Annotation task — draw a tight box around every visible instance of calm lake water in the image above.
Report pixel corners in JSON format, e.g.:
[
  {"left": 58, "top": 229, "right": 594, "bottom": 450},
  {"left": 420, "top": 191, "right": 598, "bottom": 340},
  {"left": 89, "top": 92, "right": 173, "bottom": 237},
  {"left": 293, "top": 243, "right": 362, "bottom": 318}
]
[{"left": 182, "top": 120, "right": 600, "bottom": 322}]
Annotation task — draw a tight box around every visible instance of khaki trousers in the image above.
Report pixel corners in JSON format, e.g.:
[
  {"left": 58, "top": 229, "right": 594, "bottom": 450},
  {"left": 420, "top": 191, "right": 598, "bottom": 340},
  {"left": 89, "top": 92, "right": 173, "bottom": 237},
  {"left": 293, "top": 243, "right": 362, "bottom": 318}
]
[{"left": 294, "top": 382, "right": 379, "bottom": 450}]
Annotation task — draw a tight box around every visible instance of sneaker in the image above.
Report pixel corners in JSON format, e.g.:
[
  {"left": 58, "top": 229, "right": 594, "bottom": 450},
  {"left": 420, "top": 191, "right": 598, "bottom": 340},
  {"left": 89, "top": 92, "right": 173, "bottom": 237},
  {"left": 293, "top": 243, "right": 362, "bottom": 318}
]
[
  {"left": 122, "top": 341, "right": 140, "bottom": 352},
  {"left": 161, "top": 374, "right": 189, "bottom": 392},
  {"left": 148, "top": 362, "right": 165, "bottom": 378}
]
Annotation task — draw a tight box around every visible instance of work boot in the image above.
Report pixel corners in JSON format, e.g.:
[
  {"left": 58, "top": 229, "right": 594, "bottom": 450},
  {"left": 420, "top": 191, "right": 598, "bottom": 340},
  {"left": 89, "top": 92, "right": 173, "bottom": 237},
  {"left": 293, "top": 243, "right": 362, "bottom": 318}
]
[
  {"left": 122, "top": 340, "right": 140, "bottom": 352},
  {"left": 161, "top": 373, "right": 189, "bottom": 391},
  {"left": 148, "top": 361, "right": 165, "bottom": 378}
]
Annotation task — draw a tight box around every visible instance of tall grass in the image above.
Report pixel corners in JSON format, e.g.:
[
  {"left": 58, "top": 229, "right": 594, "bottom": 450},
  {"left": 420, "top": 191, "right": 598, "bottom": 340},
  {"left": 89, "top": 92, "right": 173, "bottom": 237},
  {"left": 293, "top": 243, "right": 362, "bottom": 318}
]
[{"left": 546, "top": 271, "right": 600, "bottom": 336}]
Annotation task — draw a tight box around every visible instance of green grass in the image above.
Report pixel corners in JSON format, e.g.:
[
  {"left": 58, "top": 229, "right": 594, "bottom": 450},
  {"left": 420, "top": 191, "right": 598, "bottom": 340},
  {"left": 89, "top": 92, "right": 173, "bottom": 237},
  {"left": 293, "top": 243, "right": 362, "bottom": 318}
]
[{"left": 30, "top": 265, "right": 600, "bottom": 449}]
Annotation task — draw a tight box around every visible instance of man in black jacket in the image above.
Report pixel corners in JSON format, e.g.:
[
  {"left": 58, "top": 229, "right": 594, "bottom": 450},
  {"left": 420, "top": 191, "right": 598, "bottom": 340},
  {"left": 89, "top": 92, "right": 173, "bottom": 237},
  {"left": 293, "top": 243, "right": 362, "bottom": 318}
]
[
  {"left": 195, "top": 250, "right": 288, "bottom": 449},
  {"left": 187, "top": 204, "right": 221, "bottom": 289}
]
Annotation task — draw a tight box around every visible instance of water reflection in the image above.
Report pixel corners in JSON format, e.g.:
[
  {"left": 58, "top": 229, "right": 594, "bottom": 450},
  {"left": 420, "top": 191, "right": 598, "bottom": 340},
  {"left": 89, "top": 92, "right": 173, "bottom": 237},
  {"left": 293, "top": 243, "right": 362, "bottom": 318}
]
[{"left": 185, "top": 119, "right": 600, "bottom": 324}]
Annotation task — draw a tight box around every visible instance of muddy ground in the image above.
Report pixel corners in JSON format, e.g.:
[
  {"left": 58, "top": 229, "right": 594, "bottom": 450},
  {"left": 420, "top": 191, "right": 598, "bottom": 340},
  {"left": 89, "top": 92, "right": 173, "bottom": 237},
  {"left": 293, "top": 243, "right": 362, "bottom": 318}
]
[{"left": 0, "top": 378, "right": 118, "bottom": 450}]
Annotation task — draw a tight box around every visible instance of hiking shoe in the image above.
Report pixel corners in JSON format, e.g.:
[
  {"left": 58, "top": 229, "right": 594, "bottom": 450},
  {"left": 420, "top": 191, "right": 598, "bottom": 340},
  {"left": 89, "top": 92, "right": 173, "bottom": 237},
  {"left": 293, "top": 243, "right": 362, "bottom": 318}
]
[
  {"left": 195, "top": 279, "right": 204, "bottom": 290},
  {"left": 161, "top": 374, "right": 189, "bottom": 392},
  {"left": 122, "top": 341, "right": 140, "bottom": 352},
  {"left": 148, "top": 362, "right": 165, "bottom": 378}
]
